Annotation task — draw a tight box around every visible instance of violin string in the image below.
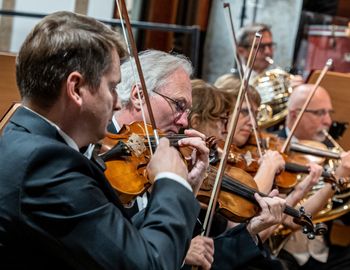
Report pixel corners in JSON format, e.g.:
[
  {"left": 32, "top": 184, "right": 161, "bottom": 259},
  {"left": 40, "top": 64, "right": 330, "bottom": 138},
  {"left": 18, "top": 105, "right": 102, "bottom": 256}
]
[{"left": 115, "top": 0, "right": 154, "bottom": 155}]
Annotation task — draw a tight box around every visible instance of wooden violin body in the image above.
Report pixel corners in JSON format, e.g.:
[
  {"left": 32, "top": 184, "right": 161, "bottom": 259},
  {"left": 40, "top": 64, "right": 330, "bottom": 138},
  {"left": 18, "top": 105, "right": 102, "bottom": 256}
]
[
  {"left": 197, "top": 165, "right": 327, "bottom": 239},
  {"left": 99, "top": 122, "right": 153, "bottom": 204},
  {"left": 98, "top": 121, "right": 217, "bottom": 204},
  {"left": 198, "top": 166, "right": 259, "bottom": 222}
]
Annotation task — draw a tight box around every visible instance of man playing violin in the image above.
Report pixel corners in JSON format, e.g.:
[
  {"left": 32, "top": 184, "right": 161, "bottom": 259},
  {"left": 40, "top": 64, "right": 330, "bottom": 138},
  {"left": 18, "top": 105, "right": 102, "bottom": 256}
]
[
  {"left": 0, "top": 11, "right": 205, "bottom": 270},
  {"left": 277, "top": 83, "right": 350, "bottom": 270},
  {"left": 112, "top": 51, "right": 287, "bottom": 270}
]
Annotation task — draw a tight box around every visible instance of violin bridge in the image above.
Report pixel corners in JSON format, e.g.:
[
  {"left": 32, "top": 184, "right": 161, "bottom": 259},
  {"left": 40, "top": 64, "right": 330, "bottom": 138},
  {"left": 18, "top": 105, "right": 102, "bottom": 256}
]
[{"left": 127, "top": 133, "right": 147, "bottom": 157}]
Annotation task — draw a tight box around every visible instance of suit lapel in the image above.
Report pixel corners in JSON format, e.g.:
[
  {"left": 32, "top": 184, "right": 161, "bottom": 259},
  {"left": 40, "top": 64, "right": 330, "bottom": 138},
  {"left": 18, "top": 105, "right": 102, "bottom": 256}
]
[{"left": 9, "top": 107, "right": 131, "bottom": 220}]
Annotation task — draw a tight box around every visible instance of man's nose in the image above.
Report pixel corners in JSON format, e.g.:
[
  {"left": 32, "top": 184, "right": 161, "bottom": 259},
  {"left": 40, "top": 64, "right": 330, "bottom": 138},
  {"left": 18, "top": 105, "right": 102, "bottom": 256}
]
[
  {"left": 263, "top": 45, "right": 273, "bottom": 55},
  {"left": 175, "top": 113, "right": 189, "bottom": 128},
  {"left": 323, "top": 112, "right": 332, "bottom": 127},
  {"left": 114, "top": 92, "right": 121, "bottom": 111}
]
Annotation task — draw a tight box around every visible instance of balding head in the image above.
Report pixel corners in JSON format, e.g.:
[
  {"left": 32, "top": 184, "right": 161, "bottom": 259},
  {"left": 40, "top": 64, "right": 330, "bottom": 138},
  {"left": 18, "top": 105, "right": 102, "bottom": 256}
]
[
  {"left": 287, "top": 84, "right": 330, "bottom": 111},
  {"left": 286, "top": 84, "right": 333, "bottom": 141}
]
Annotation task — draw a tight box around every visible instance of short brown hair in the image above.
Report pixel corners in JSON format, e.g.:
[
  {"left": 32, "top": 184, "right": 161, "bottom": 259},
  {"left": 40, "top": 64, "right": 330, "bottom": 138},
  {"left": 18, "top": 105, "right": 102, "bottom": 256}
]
[
  {"left": 16, "top": 11, "right": 126, "bottom": 108},
  {"left": 190, "top": 79, "right": 234, "bottom": 122},
  {"left": 237, "top": 23, "right": 271, "bottom": 47}
]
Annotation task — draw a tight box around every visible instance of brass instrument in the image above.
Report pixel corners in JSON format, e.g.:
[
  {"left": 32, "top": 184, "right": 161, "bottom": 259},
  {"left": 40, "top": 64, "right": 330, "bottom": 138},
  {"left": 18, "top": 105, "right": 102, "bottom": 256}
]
[{"left": 252, "top": 57, "right": 295, "bottom": 128}]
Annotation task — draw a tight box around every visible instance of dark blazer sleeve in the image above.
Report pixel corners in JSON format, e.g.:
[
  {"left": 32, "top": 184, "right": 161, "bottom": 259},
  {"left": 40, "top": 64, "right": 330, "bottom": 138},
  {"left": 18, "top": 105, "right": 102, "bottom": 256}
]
[
  {"left": 18, "top": 141, "right": 200, "bottom": 270},
  {"left": 211, "top": 224, "right": 265, "bottom": 270}
]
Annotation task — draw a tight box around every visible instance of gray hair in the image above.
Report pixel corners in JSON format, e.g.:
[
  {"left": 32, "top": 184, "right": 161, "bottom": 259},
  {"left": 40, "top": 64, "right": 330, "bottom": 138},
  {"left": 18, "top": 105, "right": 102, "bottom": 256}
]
[
  {"left": 117, "top": 49, "right": 193, "bottom": 107},
  {"left": 237, "top": 23, "right": 271, "bottom": 47}
]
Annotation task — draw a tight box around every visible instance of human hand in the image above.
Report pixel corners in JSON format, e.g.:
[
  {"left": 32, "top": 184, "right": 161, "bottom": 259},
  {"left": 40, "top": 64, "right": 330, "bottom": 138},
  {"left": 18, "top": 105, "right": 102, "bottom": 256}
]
[
  {"left": 336, "top": 151, "right": 350, "bottom": 178},
  {"left": 178, "top": 129, "right": 209, "bottom": 194},
  {"left": 147, "top": 137, "right": 188, "bottom": 182},
  {"left": 303, "top": 163, "right": 323, "bottom": 190},
  {"left": 259, "top": 150, "right": 285, "bottom": 175},
  {"left": 184, "top": 235, "right": 214, "bottom": 270},
  {"left": 247, "top": 189, "right": 286, "bottom": 235}
]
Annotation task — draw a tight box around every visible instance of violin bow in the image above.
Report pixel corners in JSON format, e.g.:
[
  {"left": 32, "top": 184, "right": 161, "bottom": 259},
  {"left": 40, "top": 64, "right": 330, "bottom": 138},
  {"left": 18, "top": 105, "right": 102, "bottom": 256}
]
[
  {"left": 201, "top": 32, "right": 262, "bottom": 237},
  {"left": 223, "top": 2, "right": 263, "bottom": 158},
  {"left": 280, "top": 59, "right": 333, "bottom": 153},
  {"left": 115, "top": 0, "right": 160, "bottom": 151}
]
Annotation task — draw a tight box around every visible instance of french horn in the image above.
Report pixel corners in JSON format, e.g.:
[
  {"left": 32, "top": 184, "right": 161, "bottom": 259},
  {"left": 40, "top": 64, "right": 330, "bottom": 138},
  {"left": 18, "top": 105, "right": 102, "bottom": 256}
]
[{"left": 252, "top": 57, "right": 294, "bottom": 129}]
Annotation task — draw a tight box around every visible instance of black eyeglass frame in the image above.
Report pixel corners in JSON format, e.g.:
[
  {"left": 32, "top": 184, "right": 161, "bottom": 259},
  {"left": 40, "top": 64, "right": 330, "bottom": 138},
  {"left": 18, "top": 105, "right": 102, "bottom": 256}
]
[{"left": 153, "top": 91, "right": 191, "bottom": 118}]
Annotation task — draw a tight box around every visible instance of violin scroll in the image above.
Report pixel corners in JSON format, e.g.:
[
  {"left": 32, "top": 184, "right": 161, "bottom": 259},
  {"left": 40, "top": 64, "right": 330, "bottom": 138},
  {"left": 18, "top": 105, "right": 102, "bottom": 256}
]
[{"left": 290, "top": 206, "right": 328, "bottom": 240}]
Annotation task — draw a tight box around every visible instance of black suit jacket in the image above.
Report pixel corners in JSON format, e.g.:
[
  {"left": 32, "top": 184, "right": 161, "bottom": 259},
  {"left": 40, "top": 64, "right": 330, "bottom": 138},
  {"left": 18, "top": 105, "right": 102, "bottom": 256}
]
[{"left": 0, "top": 107, "right": 200, "bottom": 270}]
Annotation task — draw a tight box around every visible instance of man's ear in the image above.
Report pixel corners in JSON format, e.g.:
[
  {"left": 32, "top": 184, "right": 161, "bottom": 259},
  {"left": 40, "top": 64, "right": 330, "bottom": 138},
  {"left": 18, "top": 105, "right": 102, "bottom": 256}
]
[
  {"left": 66, "top": 71, "right": 84, "bottom": 106},
  {"left": 130, "top": 84, "right": 144, "bottom": 110}
]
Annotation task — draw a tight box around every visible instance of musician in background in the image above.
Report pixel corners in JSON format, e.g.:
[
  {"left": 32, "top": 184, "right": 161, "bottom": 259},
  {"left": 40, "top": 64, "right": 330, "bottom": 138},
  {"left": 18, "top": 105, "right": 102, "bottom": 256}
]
[
  {"left": 0, "top": 11, "right": 204, "bottom": 269},
  {"left": 236, "top": 23, "right": 274, "bottom": 81},
  {"left": 191, "top": 78, "right": 285, "bottom": 195},
  {"left": 189, "top": 78, "right": 327, "bottom": 270},
  {"left": 236, "top": 23, "right": 304, "bottom": 87},
  {"left": 277, "top": 83, "right": 350, "bottom": 270},
  {"left": 281, "top": 83, "right": 350, "bottom": 177},
  {"left": 111, "top": 50, "right": 287, "bottom": 269}
]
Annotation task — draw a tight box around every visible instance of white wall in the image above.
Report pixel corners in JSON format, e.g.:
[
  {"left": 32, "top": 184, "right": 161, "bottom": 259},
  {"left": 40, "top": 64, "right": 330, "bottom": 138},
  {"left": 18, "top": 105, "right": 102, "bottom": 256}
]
[
  {"left": 202, "top": 0, "right": 303, "bottom": 83},
  {"left": 8, "top": 0, "right": 116, "bottom": 53},
  {"left": 87, "top": 0, "right": 114, "bottom": 19}
]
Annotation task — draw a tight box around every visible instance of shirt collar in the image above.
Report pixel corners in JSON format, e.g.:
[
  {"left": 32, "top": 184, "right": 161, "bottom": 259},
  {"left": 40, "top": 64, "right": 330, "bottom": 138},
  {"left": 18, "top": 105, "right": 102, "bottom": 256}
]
[
  {"left": 22, "top": 105, "right": 79, "bottom": 152},
  {"left": 112, "top": 116, "right": 121, "bottom": 133}
]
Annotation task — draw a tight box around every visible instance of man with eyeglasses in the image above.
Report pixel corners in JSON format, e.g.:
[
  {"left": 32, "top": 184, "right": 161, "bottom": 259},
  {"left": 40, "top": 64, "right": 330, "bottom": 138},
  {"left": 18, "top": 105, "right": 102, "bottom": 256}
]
[
  {"left": 276, "top": 83, "right": 350, "bottom": 270},
  {"left": 236, "top": 23, "right": 275, "bottom": 81},
  {"left": 236, "top": 23, "right": 303, "bottom": 88},
  {"left": 110, "top": 49, "right": 287, "bottom": 270},
  {"left": 284, "top": 84, "right": 333, "bottom": 142},
  {"left": 281, "top": 83, "right": 350, "bottom": 176}
]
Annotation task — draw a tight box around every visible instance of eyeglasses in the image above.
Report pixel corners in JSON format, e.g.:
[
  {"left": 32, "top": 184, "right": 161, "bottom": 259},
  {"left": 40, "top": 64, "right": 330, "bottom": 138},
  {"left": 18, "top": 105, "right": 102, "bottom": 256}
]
[
  {"left": 243, "top": 42, "right": 276, "bottom": 50},
  {"left": 240, "top": 108, "right": 258, "bottom": 118},
  {"left": 297, "top": 108, "right": 335, "bottom": 117},
  {"left": 153, "top": 91, "right": 191, "bottom": 118}
]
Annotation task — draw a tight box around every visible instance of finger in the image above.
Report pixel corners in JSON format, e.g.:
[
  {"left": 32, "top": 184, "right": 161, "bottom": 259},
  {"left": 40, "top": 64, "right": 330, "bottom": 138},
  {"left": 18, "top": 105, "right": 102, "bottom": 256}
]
[
  {"left": 158, "top": 137, "right": 170, "bottom": 148},
  {"left": 268, "top": 189, "right": 279, "bottom": 197},
  {"left": 179, "top": 138, "right": 209, "bottom": 159},
  {"left": 254, "top": 192, "right": 268, "bottom": 210},
  {"left": 178, "top": 137, "right": 207, "bottom": 150},
  {"left": 184, "top": 129, "right": 206, "bottom": 141}
]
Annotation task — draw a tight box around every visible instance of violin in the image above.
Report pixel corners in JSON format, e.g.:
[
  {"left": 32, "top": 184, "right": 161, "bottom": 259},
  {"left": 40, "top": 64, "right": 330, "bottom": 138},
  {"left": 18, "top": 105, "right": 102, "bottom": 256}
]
[
  {"left": 215, "top": 140, "right": 260, "bottom": 173},
  {"left": 98, "top": 121, "right": 216, "bottom": 204},
  {"left": 197, "top": 165, "right": 327, "bottom": 239},
  {"left": 245, "top": 132, "right": 341, "bottom": 192},
  {"left": 215, "top": 137, "right": 302, "bottom": 192}
]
